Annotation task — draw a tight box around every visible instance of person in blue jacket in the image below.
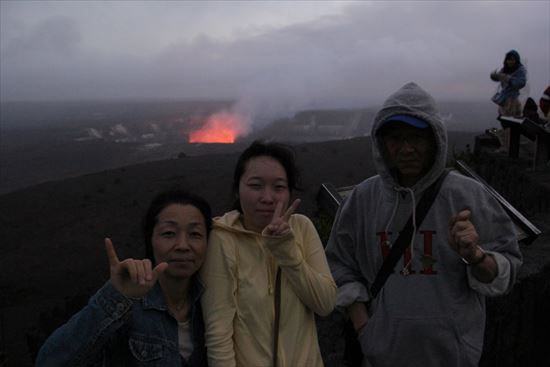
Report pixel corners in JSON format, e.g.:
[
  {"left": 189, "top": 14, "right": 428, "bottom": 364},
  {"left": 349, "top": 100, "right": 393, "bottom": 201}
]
[
  {"left": 36, "top": 188, "right": 211, "bottom": 366},
  {"left": 490, "top": 49, "right": 527, "bottom": 117}
]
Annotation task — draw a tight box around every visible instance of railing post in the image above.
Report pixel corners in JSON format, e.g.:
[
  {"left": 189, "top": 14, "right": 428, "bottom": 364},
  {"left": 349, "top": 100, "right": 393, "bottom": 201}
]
[{"left": 498, "top": 116, "right": 523, "bottom": 159}]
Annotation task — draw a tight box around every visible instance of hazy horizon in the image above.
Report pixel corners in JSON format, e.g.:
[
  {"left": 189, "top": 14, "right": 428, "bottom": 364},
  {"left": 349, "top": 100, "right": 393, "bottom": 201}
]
[
  {"left": 0, "top": 98, "right": 499, "bottom": 130},
  {"left": 0, "top": 97, "right": 499, "bottom": 195}
]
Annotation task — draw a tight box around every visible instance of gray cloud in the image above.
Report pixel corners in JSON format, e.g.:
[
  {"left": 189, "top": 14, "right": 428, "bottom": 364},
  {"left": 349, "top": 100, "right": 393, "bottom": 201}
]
[
  {"left": 3, "top": 15, "right": 80, "bottom": 58},
  {"left": 1, "top": 1, "right": 548, "bottom": 120}
]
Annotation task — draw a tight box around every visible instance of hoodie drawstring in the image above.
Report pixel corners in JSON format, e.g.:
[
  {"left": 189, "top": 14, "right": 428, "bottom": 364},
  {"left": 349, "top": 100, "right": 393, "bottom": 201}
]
[
  {"left": 385, "top": 187, "right": 417, "bottom": 274},
  {"left": 384, "top": 191, "right": 401, "bottom": 235}
]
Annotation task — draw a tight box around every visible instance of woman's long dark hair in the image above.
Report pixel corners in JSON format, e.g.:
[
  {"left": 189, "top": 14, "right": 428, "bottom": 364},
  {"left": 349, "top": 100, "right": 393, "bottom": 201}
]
[{"left": 231, "top": 140, "right": 301, "bottom": 212}]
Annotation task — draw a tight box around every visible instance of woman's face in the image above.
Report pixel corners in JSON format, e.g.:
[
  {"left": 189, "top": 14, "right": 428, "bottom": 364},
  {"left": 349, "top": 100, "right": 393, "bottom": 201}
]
[
  {"left": 152, "top": 204, "right": 208, "bottom": 279},
  {"left": 506, "top": 57, "right": 517, "bottom": 68},
  {"left": 238, "top": 155, "right": 290, "bottom": 233}
]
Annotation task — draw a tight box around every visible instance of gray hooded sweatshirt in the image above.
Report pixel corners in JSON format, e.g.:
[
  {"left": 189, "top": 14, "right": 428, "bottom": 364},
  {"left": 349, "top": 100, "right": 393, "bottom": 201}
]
[{"left": 326, "top": 82, "right": 522, "bottom": 367}]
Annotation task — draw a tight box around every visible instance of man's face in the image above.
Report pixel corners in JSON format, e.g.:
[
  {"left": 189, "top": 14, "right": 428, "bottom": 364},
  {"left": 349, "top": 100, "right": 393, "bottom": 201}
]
[{"left": 380, "top": 122, "right": 435, "bottom": 187}]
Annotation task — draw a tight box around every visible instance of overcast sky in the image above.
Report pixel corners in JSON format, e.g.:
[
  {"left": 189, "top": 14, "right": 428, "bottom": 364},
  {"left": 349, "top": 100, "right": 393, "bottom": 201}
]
[{"left": 1, "top": 1, "right": 549, "bottom": 116}]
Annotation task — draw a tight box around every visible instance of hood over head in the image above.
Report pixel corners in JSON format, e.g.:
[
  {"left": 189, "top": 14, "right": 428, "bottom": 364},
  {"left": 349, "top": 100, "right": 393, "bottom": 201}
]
[
  {"left": 505, "top": 49, "right": 522, "bottom": 65},
  {"left": 371, "top": 82, "right": 448, "bottom": 192},
  {"left": 502, "top": 49, "right": 523, "bottom": 74}
]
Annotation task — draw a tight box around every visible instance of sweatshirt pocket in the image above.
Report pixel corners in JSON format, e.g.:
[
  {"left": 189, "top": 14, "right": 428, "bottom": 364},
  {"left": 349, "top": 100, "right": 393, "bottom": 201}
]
[{"left": 360, "top": 316, "right": 462, "bottom": 367}]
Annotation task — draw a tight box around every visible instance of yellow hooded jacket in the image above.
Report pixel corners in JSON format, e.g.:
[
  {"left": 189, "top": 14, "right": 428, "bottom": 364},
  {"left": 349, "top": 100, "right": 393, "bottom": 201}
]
[{"left": 200, "top": 210, "right": 336, "bottom": 367}]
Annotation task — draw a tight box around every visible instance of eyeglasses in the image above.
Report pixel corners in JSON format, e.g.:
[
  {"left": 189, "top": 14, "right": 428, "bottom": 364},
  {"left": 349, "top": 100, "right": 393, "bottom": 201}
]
[{"left": 383, "top": 132, "right": 430, "bottom": 147}]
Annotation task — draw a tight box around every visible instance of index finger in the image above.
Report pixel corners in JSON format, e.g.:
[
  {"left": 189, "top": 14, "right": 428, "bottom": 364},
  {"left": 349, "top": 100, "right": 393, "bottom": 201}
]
[
  {"left": 104, "top": 238, "right": 120, "bottom": 266},
  {"left": 272, "top": 201, "right": 284, "bottom": 222},
  {"left": 282, "top": 199, "right": 301, "bottom": 222}
]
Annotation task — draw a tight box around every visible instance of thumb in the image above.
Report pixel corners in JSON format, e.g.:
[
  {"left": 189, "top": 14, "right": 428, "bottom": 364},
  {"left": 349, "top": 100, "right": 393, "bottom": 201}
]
[
  {"left": 456, "top": 209, "right": 471, "bottom": 222},
  {"left": 152, "top": 262, "right": 168, "bottom": 279},
  {"left": 262, "top": 224, "right": 277, "bottom": 236}
]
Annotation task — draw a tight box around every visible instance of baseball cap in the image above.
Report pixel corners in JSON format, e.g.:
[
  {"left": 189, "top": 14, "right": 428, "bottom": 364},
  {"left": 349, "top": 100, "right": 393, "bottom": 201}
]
[{"left": 384, "top": 114, "right": 429, "bottom": 129}]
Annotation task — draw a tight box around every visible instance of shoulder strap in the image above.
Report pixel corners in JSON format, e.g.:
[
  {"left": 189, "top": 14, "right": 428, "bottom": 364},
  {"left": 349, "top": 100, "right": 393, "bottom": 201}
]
[
  {"left": 272, "top": 267, "right": 282, "bottom": 367},
  {"left": 369, "top": 169, "right": 451, "bottom": 299}
]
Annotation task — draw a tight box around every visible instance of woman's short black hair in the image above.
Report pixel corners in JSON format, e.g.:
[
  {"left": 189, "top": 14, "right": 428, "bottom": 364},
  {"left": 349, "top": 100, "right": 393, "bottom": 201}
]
[
  {"left": 142, "top": 188, "right": 212, "bottom": 264},
  {"left": 231, "top": 140, "right": 300, "bottom": 212}
]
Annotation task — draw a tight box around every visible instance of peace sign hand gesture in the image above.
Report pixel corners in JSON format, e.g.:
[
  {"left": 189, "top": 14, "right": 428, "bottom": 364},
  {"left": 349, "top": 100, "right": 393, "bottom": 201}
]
[
  {"left": 262, "top": 199, "right": 301, "bottom": 237},
  {"left": 105, "top": 238, "right": 168, "bottom": 299}
]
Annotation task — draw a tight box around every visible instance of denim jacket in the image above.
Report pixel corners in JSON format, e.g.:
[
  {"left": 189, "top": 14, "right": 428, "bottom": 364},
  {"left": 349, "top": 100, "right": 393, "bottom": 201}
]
[
  {"left": 494, "top": 65, "right": 527, "bottom": 101},
  {"left": 36, "top": 277, "right": 207, "bottom": 367}
]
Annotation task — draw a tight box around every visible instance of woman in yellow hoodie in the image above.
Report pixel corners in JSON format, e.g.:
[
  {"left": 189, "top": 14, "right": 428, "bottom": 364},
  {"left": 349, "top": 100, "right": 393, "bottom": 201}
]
[{"left": 201, "top": 140, "right": 336, "bottom": 367}]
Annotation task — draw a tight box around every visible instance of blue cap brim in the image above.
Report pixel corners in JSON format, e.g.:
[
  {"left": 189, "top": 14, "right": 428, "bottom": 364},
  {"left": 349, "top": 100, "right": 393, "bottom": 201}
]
[{"left": 385, "top": 114, "right": 429, "bottom": 129}]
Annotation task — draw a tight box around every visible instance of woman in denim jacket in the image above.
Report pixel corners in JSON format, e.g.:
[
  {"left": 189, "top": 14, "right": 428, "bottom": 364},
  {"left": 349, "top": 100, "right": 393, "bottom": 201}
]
[{"left": 36, "top": 189, "right": 211, "bottom": 366}]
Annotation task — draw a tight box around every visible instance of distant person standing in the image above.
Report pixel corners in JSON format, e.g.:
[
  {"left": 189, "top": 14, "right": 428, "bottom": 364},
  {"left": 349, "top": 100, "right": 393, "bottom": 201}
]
[
  {"left": 539, "top": 85, "right": 550, "bottom": 122},
  {"left": 522, "top": 97, "right": 543, "bottom": 125},
  {"left": 490, "top": 49, "right": 527, "bottom": 117}
]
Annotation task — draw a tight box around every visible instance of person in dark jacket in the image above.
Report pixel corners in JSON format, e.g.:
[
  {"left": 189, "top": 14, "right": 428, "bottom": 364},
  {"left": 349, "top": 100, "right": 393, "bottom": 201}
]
[
  {"left": 523, "top": 97, "right": 543, "bottom": 125},
  {"left": 490, "top": 49, "right": 527, "bottom": 117},
  {"left": 36, "top": 188, "right": 211, "bottom": 366},
  {"left": 539, "top": 85, "right": 550, "bottom": 122}
]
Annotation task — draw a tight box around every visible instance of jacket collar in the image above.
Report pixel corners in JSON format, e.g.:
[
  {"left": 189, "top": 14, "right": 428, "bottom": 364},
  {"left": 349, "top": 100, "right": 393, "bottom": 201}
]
[
  {"left": 213, "top": 210, "right": 264, "bottom": 236},
  {"left": 141, "top": 275, "right": 205, "bottom": 311}
]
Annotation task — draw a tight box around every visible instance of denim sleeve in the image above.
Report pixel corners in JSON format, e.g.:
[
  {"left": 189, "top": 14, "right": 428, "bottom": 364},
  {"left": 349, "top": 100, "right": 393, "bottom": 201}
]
[
  {"left": 509, "top": 67, "right": 527, "bottom": 90},
  {"left": 35, "top": 281, "right": 134, "bottom": 366}
]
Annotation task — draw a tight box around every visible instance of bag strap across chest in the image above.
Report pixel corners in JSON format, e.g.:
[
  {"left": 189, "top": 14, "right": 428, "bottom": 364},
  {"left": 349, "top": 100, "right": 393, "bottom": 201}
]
[{"left": 369, "top": 169, "right": 451, "bottom": 299}]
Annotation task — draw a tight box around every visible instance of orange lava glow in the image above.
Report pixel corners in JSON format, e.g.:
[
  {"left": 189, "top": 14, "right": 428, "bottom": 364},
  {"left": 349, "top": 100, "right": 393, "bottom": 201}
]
[{"left": 189, "top": 112, "right": 246, "bottom": 143}]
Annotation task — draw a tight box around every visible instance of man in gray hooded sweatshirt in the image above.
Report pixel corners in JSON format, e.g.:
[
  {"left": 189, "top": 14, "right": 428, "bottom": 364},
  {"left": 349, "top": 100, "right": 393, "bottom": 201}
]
[{"left": 326, "top": 82, "right": 522, "bottom": 367}]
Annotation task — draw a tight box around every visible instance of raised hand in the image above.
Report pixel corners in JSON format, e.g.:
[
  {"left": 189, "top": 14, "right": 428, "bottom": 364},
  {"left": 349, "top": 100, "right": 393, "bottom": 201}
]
[
  {"left": 501, "top": 73, "right": 511, "bottom": 83},
  {"left": 105, "top": 238, "right": 168, "bottom": 298},
  {"left": 262, "top": 199, "right": 301, "bottom": 237},
  {"left": 448, "top": 210, "right": 482, "bottom": 262}
]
